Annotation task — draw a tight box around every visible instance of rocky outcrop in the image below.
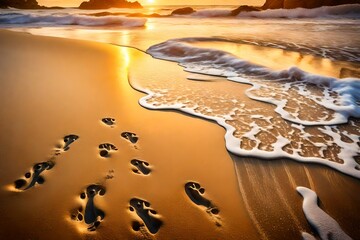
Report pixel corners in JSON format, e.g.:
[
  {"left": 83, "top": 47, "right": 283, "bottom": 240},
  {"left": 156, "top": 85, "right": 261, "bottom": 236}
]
[
  {"left": 262, "top": 0, "right": 360, "bottom": 9},
  {"left": 230, "top": 5, "right": 261, "bottom": 16},
  {"left": 0, "top": 0, "right": 62, "bottom": 9},
  {"left": 79, "top": 0, "right": 142, "bottom": 10},
  {"left": 171, "top": 7, "right": 196, "bottom": 15}
]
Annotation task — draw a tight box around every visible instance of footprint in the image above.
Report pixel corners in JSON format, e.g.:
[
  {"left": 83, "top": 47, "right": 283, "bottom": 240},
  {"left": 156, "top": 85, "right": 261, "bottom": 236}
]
[
  {"left": 98, "top": 143, "right": 118, "bottom": 158},
  {"left": 14, "top": 161, "right": 55, "bottom": 190},
  {"left": 121, "top": 132, "right": 139, "bottom": 144},
  {"left": 70, "top": 184, "right": 106, "bottom": 231},
  {"left": 185, "top": 182, "right": 221, "bottom": 225},
  {"left": 131, "top": 159, "right": 151, "bottom": 175},
  {"left": 62, "top": 134, "right": 79, "bottom": 151},
  {"left": 129, "top": 198, "right": 162, "bottom": 234},
  {"left": 13, "top": 134, "right": 78, "bottom": 191},
  {"left": 102, "top": 118, "right": 116, "bottom": 127}
]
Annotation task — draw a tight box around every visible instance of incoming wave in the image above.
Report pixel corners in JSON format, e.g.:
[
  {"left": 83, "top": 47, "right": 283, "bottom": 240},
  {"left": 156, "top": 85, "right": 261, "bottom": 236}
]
[
  {"left": 174, "top": 4, "right": 360, "bottom": 19},
  {"left": 129, "top": 38, "right": 360, "bottom": 179},
  {"left": 0, "top": 12, "right": 147, "bottom": 27},
  {"left": 235, "top": 4, "right": 360, "bottom": 19}
]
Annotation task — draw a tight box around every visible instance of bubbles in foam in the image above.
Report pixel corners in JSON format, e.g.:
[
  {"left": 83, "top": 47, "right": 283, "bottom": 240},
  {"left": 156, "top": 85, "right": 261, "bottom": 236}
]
[
  {"left": 131, "top": 38, "right": 360, "bottom": 178},
  {"left": 297, "top": 186, "right": 352, "bottom": 240}
]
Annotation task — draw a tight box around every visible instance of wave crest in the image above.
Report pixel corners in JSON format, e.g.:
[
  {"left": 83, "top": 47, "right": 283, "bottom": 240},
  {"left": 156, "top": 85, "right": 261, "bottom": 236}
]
[
  {"left": 137, "top": 38, "right": 360, "bottom": 179},
  {"left": 0, "top": 13, "right": 147, "bottom": 27},
  {"left": 235, "top": 4, "right": 360, "bottom": 18}
]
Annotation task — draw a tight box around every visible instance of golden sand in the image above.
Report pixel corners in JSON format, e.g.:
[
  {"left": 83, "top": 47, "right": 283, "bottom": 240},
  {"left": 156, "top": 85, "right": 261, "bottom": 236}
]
[{"left": 0, "top": 30, "right": 359, "bottom": 240}]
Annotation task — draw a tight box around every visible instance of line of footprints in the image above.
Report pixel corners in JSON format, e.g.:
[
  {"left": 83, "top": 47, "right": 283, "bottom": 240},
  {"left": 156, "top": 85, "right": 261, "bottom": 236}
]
[{"left": 12, "top": 117, "right": 221, "bottom": 235}]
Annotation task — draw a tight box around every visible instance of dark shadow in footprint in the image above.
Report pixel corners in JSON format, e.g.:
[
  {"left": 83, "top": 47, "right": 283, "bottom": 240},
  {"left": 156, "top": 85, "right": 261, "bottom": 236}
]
[
  {"left": 131, "top": 159, "right": 151, "bottom": 175},
  {"left": 70, "top": 184, "right": 106, "bottom": 231},
  {"left": 121, "top": 132, "right": 139, "bottom": 144},
  {"left": 63, "top": 134, "right": 79, "bottom": 151},
  {"left": 102, "top": 118, "right": 116, "bottom": 127},
  {"left": 98, "top": 143, "right": 118, "bottom": 158},
  {"left": 129, "top": 198, "right": 162, "bottom": 234},
  {"left": 185, "top": 182, "right": 220, "bottom": 216},
  {"left": 14, "top": 161, "right": 55, "bottom": 190}
]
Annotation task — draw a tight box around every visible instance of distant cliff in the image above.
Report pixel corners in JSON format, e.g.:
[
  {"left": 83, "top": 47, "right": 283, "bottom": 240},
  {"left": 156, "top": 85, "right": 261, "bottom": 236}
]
[
  {"left": 79, "top": 0, "right": 142, "bottom": 10},
  {"left": 0, "top": 0, "right": 62, "bottom": 9},
  {"left": 262, "top": 0, "right": 360, "bottom": 9}
]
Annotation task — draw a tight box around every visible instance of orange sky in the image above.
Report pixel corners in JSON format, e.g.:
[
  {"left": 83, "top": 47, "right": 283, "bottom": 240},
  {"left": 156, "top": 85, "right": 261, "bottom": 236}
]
[{"left": 38, "top": 0, "right": 265, "bottom": 7}]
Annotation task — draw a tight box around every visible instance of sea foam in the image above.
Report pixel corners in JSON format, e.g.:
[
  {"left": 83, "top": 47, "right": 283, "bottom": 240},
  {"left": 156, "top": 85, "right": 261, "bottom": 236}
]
[
  {"left": 297, "top": 187, "right": 352, "bottom": 240},
  {"left": 131, "top": 38, "right": 360, "bottom": 178},
  {"left": 236, "top": 4, "right": 360, "bottom": 19},
  {"left": 0, "top": 13, "right": 146, "bottom": 27},
  {"left": 148, "top": 39, "right": 360, "bottom": 125},
  {"left": 172, "top": 4, "right": 360, "bottom": 19}
]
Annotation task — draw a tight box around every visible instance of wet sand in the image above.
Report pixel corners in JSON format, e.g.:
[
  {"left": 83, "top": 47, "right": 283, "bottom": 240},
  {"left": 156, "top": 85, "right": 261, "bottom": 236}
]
[
  {"left": 0, "top": 30, "right": 256, "bottom": 240},
  {"left": 0, "top": 30, "right": 359, "bottom": 240}
]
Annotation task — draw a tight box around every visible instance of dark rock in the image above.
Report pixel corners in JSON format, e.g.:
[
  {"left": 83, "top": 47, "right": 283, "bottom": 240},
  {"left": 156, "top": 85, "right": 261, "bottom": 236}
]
[
  {"left": 262, "top": 0, "right": 360, "bottom": 9},
  {"left": 0, "top": 0, "right": 40, "bottom": 9},
  {"left": 171, "top": 7, "right": 196, "bottom": 15},
  {"left": 79, "top": 0, "right": 142, "bottom": 10},
  {"left": 126, "top": 12, "right": 165, "bottom": 18},
  {"left": 0, "top": 0, "right": 63, "bottom": 9},
  {"left": 230, "top": 5, "right": 261, "bottom": 16}
]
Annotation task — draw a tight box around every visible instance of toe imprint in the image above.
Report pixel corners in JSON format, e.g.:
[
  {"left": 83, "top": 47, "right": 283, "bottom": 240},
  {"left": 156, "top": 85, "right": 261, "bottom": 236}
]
[
  {"left": 185, "top": 182, "right": 221, "bottom": 225},
  {"left": 102, "top": 118, "right": 116, "bottom": 127},
  {"left": 63, "top": 134, "right": 79, "bottom": 151},
  {"left": 131, "top": 159, "right": 151, "bottom": 175},
  {"left": 129, "top": 198, "right": 162, "bottom": 234},
  {"left": 98, "top": 143, "right": 118, "bottom": 158},
  {"left": 70, "top": 184, "right": 106, "bottom": 231},
  {"left": 121, "top": 132, "right": 139, "bottom": 144},
  {"left": 14, "top": 161, "right": 55, "bottom": 190}
]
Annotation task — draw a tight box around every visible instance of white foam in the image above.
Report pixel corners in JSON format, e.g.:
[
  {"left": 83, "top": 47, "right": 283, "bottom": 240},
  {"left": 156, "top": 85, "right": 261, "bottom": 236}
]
[
  {"left": 138, "top": 38, "right": 360, "bottom": 179},
  {"left": 297, "top": 187, "right": 352, "bottom": 240},
  {"left": 301, "top": 232, "right": 316, "bottom": 240},
  {"left": 236, "top": 4, "right": 360, "bottom": 19},
  {"left": 0, "top": 13, "right": 147, "bottom": 27},
  {"left": 148, "top": 39, "right": 360, "bottom": 125}
]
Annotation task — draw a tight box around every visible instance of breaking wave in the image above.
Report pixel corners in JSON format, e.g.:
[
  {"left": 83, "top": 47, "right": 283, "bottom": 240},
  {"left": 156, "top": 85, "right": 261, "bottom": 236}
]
[
  {"left": 186, "top": 4, "right": 360, "bottom": 19},
  {"left": 130, "top": 38, "right": 360, "bottom": 178},
  {"left": 0, "top": 12, "right": 147, "bottom": 27},
  {"left": 236, "top": 4, "right": 360, "bottom": 19}
]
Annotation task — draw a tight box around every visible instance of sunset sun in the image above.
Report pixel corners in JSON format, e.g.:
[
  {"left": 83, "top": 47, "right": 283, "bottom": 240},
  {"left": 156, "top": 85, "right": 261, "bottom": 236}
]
[{"left": 147, "top": 0, "right": 155, "bottom": 4}]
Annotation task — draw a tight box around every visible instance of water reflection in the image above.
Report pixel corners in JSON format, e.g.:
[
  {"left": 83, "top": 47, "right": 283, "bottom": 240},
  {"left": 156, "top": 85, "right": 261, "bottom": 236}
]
[{"left": 192, "top": 41, "right": 360, "bottom": 78}]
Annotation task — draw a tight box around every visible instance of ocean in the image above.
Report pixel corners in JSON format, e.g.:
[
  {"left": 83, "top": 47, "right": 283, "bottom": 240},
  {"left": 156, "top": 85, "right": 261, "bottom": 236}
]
[{"left": 1, "top": 4, "right": 359, "bottom": 178}]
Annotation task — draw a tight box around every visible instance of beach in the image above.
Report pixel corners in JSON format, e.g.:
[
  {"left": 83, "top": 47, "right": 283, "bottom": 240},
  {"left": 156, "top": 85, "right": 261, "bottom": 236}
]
[
  {"left": 0, "top": 3, "right": 360, "bottom": 239},
  {"left": 0, "top": 30, "right": 257, "bottom": 239},
  {"left": 0, "top": 28, "right": 359, "bottom": 239}
]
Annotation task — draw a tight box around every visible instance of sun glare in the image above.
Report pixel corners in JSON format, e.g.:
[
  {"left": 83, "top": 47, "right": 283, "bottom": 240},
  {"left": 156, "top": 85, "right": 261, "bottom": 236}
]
[{"left": 147, "top": 0, "right": 155, "bottom": 4}]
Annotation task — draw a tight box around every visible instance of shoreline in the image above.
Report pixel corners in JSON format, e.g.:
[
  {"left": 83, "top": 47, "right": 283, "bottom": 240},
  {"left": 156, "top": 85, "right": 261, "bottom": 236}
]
[
  {"left": 0, "top": 30, "right": 258, "bottom": 239},
  {"left": 0, "top": 29, "right": 359, "bottom": 239}
]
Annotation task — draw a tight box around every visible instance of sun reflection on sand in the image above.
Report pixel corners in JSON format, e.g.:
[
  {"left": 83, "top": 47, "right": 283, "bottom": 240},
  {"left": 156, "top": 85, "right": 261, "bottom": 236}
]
[
  {"left": 121, "top": 48, "right": 130, "bottom": 70},
  {"left": 146, "top": 21, "right": 155, "bottom": 31}
]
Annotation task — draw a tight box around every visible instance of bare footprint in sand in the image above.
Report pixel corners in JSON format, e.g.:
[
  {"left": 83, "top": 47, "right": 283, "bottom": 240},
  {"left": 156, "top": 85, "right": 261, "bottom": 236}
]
[
  {"left": 101, "top": 118, "right": 116, "bottom": 127},
  {"left": 55, "top": 134, "right": 79, "bottom": 154},
  {"left": 121, "top": 132, "right": 139, "bottom": 144},
  {"left": 13, "top": 134, "right": 78, "bottom": 191},
  {"left": 98, "top": 143, "right": 118, "bottom": 158},
  {"left": 70, "top": 184, "right": 106, "bottom": 231},
  {"left": 14, "top": 161, "right": 55, "bottom": 190},
  {"left": 185, "top": 182, "right": 221, "bottom": 225},
  {"left": 131, "top": 159, "right": 151, "bottom": 175},
  {"left": 129, "top": 198, "right": 162, "bottom": 234}
]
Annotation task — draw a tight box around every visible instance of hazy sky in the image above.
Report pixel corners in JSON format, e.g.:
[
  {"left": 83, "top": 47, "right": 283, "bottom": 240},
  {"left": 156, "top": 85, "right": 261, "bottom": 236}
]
[{"left": 38, "top": 0, "right": 265, "bottom": 7}]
